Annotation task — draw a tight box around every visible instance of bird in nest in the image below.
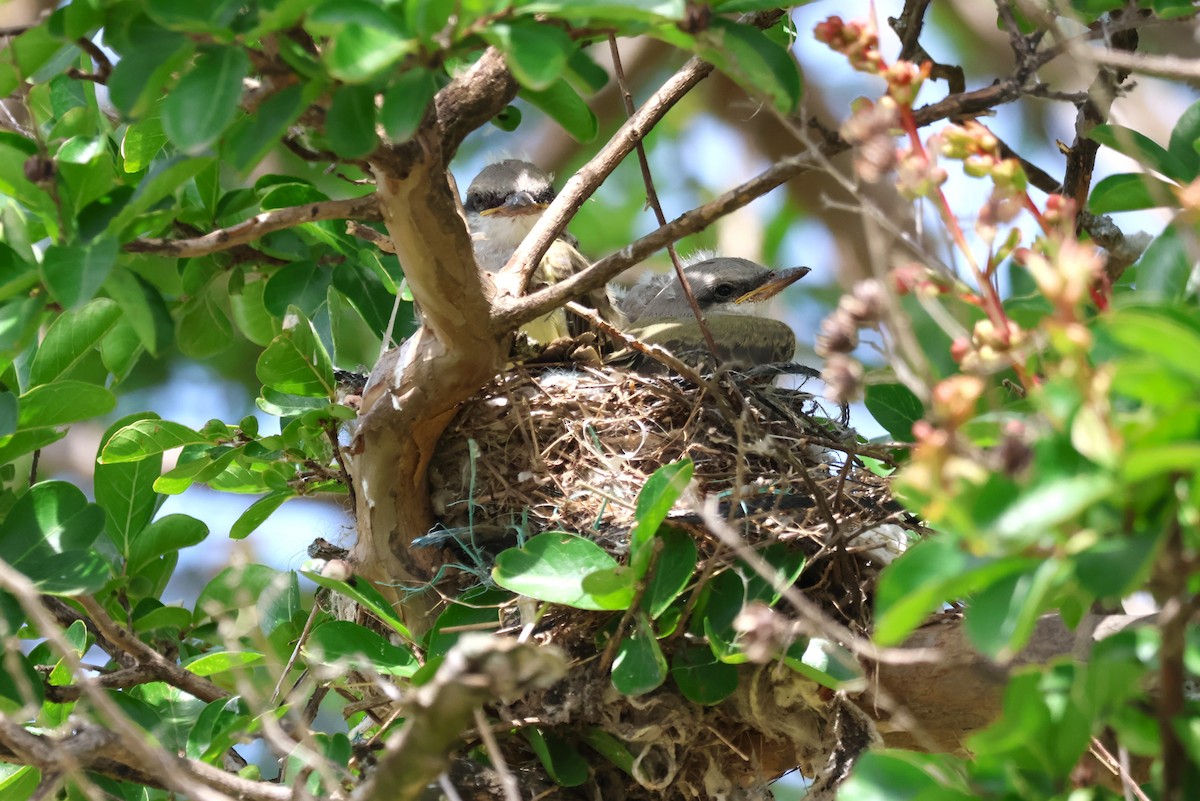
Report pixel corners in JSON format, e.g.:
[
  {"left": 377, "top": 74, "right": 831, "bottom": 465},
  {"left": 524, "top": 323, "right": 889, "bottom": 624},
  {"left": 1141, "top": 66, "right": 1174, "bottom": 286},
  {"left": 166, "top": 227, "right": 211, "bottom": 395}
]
[
  {"left": 615, "top": 255, "right": 811, "bottom": 369},
  {"left": 463, "top": 159, "right": 621, "bottom": 345}
]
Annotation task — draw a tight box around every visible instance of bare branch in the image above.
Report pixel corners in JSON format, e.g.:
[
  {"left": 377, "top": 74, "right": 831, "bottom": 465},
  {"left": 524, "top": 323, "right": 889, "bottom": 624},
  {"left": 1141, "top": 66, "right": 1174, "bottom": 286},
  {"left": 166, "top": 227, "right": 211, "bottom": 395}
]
[
  {"left": 125, "top": 195, "right": 381, "bottom": 258},
  {"left": 1072, "top": 47, "right": 1200, "bottom": 83},
  {"left": 77, "top": 596, "right": 229, "bottom": 704},
  {"left": 353, "top": 636, "right": 566, "bottom": 801}
]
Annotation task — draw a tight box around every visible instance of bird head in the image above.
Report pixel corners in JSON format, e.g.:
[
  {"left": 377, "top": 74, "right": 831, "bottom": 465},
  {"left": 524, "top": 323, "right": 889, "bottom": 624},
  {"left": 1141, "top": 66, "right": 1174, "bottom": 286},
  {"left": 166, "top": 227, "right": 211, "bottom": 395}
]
[
  {"left": 464, "top": 159, "right": 556, "bottom": 220},
  {"left": 621, "top": 257, "right": 811, "bottom": 322}
]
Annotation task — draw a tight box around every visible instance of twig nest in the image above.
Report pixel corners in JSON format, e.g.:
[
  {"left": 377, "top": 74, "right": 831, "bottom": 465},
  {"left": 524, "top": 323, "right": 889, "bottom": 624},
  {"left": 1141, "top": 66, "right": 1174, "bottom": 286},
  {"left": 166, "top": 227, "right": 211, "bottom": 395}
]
[{"left": 427, "top": 363, "right": 913, "bottom": 632}]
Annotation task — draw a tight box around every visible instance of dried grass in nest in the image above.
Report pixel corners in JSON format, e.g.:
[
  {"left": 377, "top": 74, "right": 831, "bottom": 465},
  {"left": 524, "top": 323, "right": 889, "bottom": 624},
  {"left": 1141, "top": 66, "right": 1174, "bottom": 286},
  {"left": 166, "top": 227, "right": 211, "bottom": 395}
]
[
  {"left": 427, "top": 362, "right": 912, "bottom": 632},
  {"left": 395, "top": 363, "right": 915, "bottom": 800}
]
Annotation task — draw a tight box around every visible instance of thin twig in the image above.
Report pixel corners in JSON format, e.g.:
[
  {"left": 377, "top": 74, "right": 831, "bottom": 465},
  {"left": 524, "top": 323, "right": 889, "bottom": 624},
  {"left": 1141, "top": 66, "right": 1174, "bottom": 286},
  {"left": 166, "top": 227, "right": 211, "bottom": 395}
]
[
  {"left": 608, "top": 35, "right": 718, "bottom": 357},
  {"left": 126, "top": 195, "right": 381, "bottom": 258}
]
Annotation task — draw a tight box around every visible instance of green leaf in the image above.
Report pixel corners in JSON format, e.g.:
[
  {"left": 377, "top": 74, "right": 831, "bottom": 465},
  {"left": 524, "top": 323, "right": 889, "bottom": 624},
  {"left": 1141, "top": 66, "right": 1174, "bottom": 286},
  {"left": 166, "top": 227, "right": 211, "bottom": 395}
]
[
  {"left": 305, "top": 620, "right": 418, "bottom": 676},
  {"left": 1089, "top": 124, "right": 1190, "bottom": 182},
  {"left": 104, "top": 22, "right": 188, "bottom": 115},
  {"left": 0, "top": 393, "right": 16, "bottom": 438},
  {"left": 1073, "top": 532, "right": 1159, "bottom": 598},
  {"left": 230, "top": 276, "right": 281, "bottom": 346},
  {"left": 522, "top": 79, "right": 598, "bottom": 143},
  {"left": 101, "top": 317, "right": 145, "bottom": 382},
  {"left": 1131, "top": 225, "right": 1192, "bottom": 302},
  {"left": 104, "top": 267, "right": 174, "bottom": 356},
  {"left": 327, "top": 84, "right": 379, "bottom": 159},
  {"left": 514, "top": 0, "right": 685, "bottom": 22},
  {"left": 643, "top": 526, "right": 696, "bottom": 619},
  {"left": 17, "top": 381, "right": 114, "bottom": 428},
  {"left": 525, "top": 727, "right": 589, "bottom": 787},
  {"left": 840, "top": 751, "right": 943, "bottom": 800},
  {"left": 332, "top": 260, "right": 395, "bottom": 335},
  {"left": 303, "top": 571, "right": 414, "bottom": 642},
  {"left": 195, "top": 563, "right": 289, "bottom": 617},
  {"left": 493, "top": 531, "right": 634, "bottom": 610},
  {"left": 1087, "top": 172, "right": 1181, "bottom": 213},
  {"left": 320, "top": 14, "right": 415, "bottom": 83},
  {"left": 1106, "top": 309, "right": 1200, "bottom": 385},
  {"left": 783, "top": 637, "right": 863, "bottom": 689},
  {"left": 989, "top": 473, "right": 1116, "bottom": 545},
  {"left": 230, "top": 491, "right": 295, "bottom": 540},
  {"left": 874, "top": 538, "right": 1032, "bottom": 645},
  {"left": 127, "top": 514, "right": 209, "bottom": 575},
  {"left": 630, "top": 458, "right": 693, "bottom": 578},
  {"left": 0, "top": 482, "right": 110, "bottom": 594},
  {"left": 99, "top": 419, "right": 208, "bottom": 464},
  {"left": 380, "top": 68, "right": 437, "bottom": 143},
  {"left": 176, "top": 290, "right": 235, "bottom": 359},
  {"left": 483, "top": 22, "right": 573, "bottom": 90},
  {"left": 611, "top": 613, "right": 667, "bottom": 696},
  {"left": 162, "top": 46, "right": 250, "bottom": 155},
  {"left": 964, "top": 559, "right": 1062, "bottom": 660},
  {"left": 226, "top": 84, "right": 308, "bottom": 172},
  {"left": 669, "top": 645, "right": 738, "bottom": 704},
  {"left": 121, "top": 114, "right": 167, "bottom": 173},
  {"left": 256, "top": 307, "right": 336, "bottom": 397},
  {"left": 96, "top": 413, "right": 164, "bottom": 559},
  {"left": 1167, "top": 98, "right": 1200, "bottom": 182},
  {"left": 109, "top": 155, "right": 215, "bottom": 236},
  {"left": 28, "top": 297, "right": 121, "bottom": 386},
  {"left": 185, "top": 650, "right": 266, "bottom": 677},
  {"left": 865, "top": 383, "right": 924, "bottom": 442},
  {"left": 1123, "top": 444, "right": 1200, "bottom": 482},
  {"left": 264, "top": 261, "right": 332, "bottom": 318}
]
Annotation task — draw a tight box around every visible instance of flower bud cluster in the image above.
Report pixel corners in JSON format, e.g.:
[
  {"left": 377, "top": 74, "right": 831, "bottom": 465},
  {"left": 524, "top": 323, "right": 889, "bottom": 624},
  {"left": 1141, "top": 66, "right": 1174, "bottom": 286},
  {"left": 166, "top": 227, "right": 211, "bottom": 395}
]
[
  {"left": 895, "top": 148, "right": 948, "bottom": 199},
  {"left": 840, "top": 97, "right": 900, "bottom": 183},
  {"left": 953, "top": 318, "right": 1026, "bottom": 373},
  {"left": 817, "top": 279, "right": 889, "bottom": 404},
  {"left": 813, "top": 16, "right": 880, "bottom": 73},
  {"left": 1015, "top": 238, "right": 1106, "bottom": 311},
  {"left": 934, "top": 121, "right": 1027, "bottom": 194}
]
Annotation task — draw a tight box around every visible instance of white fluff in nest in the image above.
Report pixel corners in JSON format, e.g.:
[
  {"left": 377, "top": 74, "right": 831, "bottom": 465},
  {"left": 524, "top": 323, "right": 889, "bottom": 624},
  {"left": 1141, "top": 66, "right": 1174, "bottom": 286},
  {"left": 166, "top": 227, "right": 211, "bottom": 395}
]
[{"left": 847, "top": 523, "right": 910, "bottom": 565}]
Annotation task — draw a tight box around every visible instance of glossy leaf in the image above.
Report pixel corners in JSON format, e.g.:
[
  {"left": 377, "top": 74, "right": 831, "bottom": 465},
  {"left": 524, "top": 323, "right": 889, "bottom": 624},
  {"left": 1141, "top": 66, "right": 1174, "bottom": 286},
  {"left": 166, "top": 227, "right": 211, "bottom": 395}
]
[
  {"left": 27, "top": 297, "right": 121, "bottom": 386},
  {"left": 522, "top": 79, "right": 598, "bottom": 143},
  {"left": 865, "top": 383, "right": 924, "bottom": 442},
  {"left": 380, "top": 68, "right": 437, "bottom": 143},
  {"left": 1087, "top": 172, "right": 1181, "bottom": 213},
  {"left": 229, "top": 491, "right": 295, "bottom": 540},
  {"left": 1089, "top": 124, "right": 1189, "bottom": 181},
  {"left": 17, "top": 381, "right": 115, "bottom": 428},
  {"left": 162, "top": 46, "right": 250, "bottom": 155},
  {"left": 127, "top": 514, "right": 208, "bottom": 576},
  {"left": 670, "top": 645, "right": 738, "bottom": 704},
  {"left": 0, "top": 482, "right": 109, "bottom": 594},
  {"left": 327, "top": 84, "right": 378, "bottom": 159},
  {"left": 483, "top": 22, "right": 573, "bottom": 90},
  {"left": 525, "top": 727, "right": 589, "bottom": 787},
  {"left": 256, "top": 307, "right": 336, "bottom": 397},
  {"left": 303, "top": 571, "right": 414, "bottom": 642},
  {"left": 99, "top": 419, "right": 208, "bottom": 464},
  {"left": 493, "top": 531, "right": 634, "bottom": 610},
  {"left": 629, "top": 459, "right": 693, "bottom": 578},
  {"left": 1166, "top": 97, "right": 1200, "bottom": 181},
  {"left": 643, "top": 526, "right": 696, "bottom": 619},
  {"left": 305, "top": 620, "right": 418, "bottom": 676},
  {"left": 610, "top": 613, "right": 667, "bottom": 696}
]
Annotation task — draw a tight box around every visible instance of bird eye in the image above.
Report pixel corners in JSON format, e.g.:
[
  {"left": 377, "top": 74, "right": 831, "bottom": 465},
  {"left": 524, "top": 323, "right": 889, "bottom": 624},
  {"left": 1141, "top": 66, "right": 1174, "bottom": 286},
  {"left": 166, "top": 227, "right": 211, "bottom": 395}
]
[
  {"left": 534, "top": 187, "right": 556, "bottom": 204},
  {"left": 714, "top": 283, "right": 735, "bottom": 298},
  {"left": 464, "top": 193, "right": 482, "bottom": 212}
]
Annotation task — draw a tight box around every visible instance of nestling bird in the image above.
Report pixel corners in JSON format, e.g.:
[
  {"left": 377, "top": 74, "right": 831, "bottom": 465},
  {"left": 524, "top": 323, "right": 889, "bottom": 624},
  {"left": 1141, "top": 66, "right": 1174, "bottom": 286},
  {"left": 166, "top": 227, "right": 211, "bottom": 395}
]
[
  {"left": 617, "top": 256, "right": 810, "bottom": 366},
  {"left": 463, "top": 159, "right": 619, "bottom": 343}
]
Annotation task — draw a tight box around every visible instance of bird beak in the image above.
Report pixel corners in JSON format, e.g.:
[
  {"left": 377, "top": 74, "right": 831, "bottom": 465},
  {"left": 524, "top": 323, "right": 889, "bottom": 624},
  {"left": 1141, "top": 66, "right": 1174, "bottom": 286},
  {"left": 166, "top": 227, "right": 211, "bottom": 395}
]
[
  {"left": 478, "top": 190, "right": 547, "bottom": 218},
  {"left": 734, "top": 266, "right": 811, "bottom": 304}
]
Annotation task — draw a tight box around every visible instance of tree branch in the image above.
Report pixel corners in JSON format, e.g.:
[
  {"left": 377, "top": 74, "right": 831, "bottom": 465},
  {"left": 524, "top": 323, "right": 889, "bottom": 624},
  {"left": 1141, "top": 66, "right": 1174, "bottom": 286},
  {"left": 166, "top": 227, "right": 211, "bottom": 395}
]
[
  {"left": 353, "top": 635, "right": 566, "bottom": 801},
  {"left": 496, "top": 55, "right": 715, "bottom": 298},
  {"left": 493, "top": 150, "right": 820, "bottom": 329},
  {"left": 125, "top": 195, "right": 381, "bottom": 258}
]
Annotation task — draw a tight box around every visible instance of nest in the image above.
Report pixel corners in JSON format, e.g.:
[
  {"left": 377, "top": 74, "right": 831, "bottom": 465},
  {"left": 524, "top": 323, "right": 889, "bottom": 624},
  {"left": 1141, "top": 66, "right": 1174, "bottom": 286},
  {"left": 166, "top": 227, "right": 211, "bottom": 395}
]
[
  {"left": 407, "top": 362, "right": 917, "bottom": 800},
  {"left": 427, "top": 363, "right": 911, "bottom": 632}
]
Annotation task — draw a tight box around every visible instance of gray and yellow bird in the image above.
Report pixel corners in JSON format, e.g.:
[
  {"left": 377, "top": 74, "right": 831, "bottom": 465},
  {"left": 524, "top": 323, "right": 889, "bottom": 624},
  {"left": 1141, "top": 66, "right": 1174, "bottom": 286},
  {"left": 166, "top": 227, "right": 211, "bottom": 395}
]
[
  {"left": 617, "top": 256, "right": 810, "bottom": 367},
  {"left": 463, "top": 159, "right": 619, "bottom": 344}
]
